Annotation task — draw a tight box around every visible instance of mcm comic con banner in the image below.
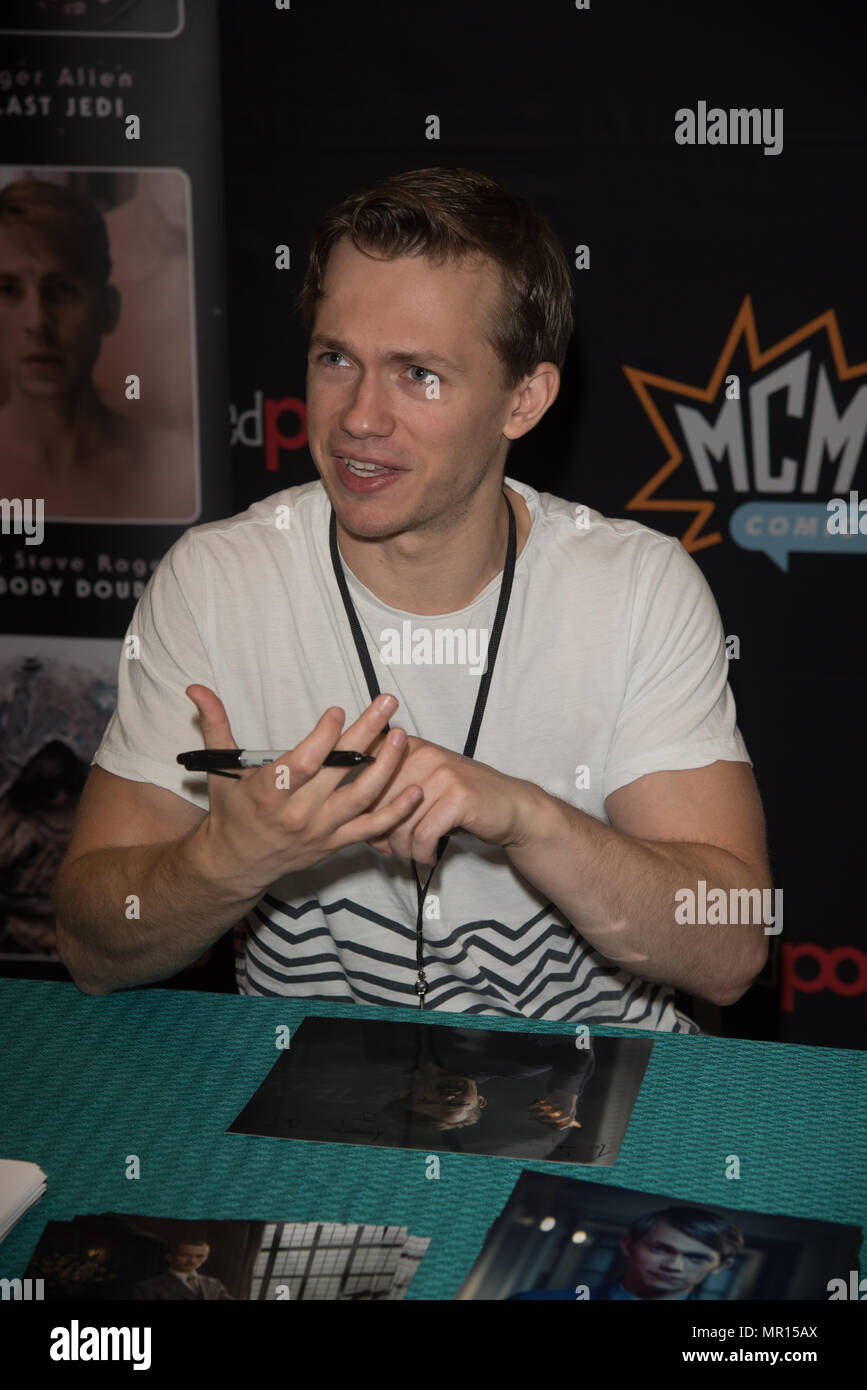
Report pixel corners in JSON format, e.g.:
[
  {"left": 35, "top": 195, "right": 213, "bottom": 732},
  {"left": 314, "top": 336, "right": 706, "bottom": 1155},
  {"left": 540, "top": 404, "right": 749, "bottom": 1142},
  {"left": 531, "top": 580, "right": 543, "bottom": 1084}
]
[{"left": 0, "top": 1, "right": 230, "bottom": 963}]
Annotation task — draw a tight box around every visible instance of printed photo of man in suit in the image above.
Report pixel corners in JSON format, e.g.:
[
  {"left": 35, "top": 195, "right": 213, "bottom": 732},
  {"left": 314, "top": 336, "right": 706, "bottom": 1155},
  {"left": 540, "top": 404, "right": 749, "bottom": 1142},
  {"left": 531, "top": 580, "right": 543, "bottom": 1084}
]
[{"left": 132, "top": 1239, "right": 234, "bottom": 1300}]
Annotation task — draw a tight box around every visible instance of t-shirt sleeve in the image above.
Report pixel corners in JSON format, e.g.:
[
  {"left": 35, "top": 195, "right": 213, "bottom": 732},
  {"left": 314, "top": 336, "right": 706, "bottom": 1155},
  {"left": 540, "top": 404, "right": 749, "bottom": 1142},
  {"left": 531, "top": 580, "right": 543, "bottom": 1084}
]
[
  {"left": 91, "top": 530, "right": 214, "bottom": 809},
  {"left": 601, "top": 535, "right": 751, "bottom": 802}
]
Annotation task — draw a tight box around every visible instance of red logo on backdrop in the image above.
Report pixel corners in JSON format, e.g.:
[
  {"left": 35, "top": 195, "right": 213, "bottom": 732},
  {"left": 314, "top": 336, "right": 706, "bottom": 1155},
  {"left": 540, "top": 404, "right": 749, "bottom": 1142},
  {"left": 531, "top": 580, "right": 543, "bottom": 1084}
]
[
  {"left": 781, "top": 943, "right": 867, "bottom": 1013},
  {"left": 229, "top": 390, "right": 308, "bottom": 472}
]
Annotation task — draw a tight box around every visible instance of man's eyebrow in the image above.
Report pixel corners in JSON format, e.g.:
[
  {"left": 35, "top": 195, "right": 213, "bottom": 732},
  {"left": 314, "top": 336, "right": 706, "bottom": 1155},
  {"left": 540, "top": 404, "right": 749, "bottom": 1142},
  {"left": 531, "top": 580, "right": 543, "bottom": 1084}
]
[{"left": 309, "top": 335, "right": 465, "bottom": 375}]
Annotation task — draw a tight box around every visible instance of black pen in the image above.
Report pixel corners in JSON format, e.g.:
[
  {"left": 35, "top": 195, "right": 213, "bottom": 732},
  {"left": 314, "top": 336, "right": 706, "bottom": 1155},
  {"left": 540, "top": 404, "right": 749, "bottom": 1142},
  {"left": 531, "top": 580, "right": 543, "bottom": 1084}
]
[{"left": 177, "top": 749, "right": 375, "bottom": 779}]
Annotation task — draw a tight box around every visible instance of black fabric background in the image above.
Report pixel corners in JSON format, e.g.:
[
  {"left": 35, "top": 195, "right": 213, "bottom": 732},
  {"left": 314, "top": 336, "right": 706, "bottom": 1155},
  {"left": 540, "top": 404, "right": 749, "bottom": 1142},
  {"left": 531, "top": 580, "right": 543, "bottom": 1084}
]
[{"left": 216, "top": 0, "right": 866, "bottom": 1047}]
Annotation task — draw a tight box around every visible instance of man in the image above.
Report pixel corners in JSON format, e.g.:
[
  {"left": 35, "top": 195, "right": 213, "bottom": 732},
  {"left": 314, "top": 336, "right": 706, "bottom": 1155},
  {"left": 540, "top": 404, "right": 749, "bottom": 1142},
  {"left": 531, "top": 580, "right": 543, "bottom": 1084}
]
[
  {"left": 56, "top": 167, "right": 771, "bottom": 1030},
  {"left": 507, "top": 1206, "right": 744, "bottom": 1300},
  {"left": 132, "top": 1239, "right": 234, "bottom": 1301},
  {"left": 0, "top": 177, "right": 193, "bottom": 519},
  {"left": 378, "top": 1025, "right": 595, "bottom": 1132},
  {"left": 229, "top": 1017, "right": 594, "bottom": 1160}
]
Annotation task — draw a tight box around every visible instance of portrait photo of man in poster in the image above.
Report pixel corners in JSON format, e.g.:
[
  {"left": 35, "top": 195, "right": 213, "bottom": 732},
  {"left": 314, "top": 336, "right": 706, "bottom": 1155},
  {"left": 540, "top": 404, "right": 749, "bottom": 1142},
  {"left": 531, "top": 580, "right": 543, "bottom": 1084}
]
[{"left": 0, "top": 169, "right": 199, "bottom": 522}]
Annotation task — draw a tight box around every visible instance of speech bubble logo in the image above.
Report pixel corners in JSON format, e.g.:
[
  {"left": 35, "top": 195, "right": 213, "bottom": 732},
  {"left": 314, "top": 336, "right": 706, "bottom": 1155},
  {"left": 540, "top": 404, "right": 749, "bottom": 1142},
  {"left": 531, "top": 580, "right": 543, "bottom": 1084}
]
[{"left": 730, "top": 502, "right": 867, "bottom": 571}]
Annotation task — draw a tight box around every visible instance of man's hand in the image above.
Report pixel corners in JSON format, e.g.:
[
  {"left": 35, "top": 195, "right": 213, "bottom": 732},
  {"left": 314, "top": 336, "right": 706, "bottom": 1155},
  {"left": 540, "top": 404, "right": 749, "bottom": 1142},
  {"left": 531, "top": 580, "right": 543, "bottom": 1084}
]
[
  {"left": 362, "top": 734, "right": 544, "bottom": 864},
  {"left": 528, "top": 1090, "right": 582, "bottom": 1130},
  {"left": 184, "top": 686, "right": 427, "bottom": 897}
]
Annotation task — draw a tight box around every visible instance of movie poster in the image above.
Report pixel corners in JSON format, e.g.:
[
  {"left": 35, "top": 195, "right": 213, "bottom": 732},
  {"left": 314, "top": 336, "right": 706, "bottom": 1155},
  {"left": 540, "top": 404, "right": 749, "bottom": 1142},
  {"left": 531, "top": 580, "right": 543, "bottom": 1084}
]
[{"left": 0, "top": 0, "right": 229, "bottom": 643}]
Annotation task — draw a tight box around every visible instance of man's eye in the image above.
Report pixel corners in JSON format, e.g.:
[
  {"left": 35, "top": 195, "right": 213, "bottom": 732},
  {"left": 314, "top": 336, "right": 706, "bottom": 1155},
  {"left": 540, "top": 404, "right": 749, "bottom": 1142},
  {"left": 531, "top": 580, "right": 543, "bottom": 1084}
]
[
  {"left": 408, "top": 366, "right": 438, "bottom": 385},
  {"left": 320, "top": 351, "right": 348, "bottom": 366}
]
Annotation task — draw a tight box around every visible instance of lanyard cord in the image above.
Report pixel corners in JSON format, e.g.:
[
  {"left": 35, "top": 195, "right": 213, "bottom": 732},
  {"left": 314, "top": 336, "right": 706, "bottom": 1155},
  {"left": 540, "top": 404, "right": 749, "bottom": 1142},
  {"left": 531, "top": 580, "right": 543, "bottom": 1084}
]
[{"left": 328, "top": 490, "right": 518, "bottom": 1007}]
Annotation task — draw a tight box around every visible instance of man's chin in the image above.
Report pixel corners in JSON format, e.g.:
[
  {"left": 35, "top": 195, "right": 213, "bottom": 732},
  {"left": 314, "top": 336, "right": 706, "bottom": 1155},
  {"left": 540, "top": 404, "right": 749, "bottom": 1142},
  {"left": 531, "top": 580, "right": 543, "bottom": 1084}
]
[{"left": 329, "top": 497, "right": 413, "bottom": 540}]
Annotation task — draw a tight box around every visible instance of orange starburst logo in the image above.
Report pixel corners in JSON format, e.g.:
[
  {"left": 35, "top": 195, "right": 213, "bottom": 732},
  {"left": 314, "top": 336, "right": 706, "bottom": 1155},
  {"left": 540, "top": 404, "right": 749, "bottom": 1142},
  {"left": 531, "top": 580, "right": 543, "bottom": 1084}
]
[{"left": 623, "top": 297, "right": 867, "bottom": 553}]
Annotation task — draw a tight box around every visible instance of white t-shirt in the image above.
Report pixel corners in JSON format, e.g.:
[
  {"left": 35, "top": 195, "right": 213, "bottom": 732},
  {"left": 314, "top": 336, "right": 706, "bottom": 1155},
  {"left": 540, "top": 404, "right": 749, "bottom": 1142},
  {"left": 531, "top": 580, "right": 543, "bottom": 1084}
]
[{"left": 93, "top": 476, "right": 751, "bottom": 1032}]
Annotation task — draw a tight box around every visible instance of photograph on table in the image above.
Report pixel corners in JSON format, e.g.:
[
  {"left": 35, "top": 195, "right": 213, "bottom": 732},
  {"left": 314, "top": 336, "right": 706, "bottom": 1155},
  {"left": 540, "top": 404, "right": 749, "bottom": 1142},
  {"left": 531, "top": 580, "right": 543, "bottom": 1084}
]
[
  {"left": 23, "top": 1212, "right": 431, "bottom": 1300},
  {"left": 228, "top": 1015, "right": 653, "bottom": 1165},
  {"left": 0, "top": 0, "right": 183, "bottom": 36},
  {"left": 456, "top": 1169, "right": 863, "bottom": 1301},
  {"left": 0, "top": 166, "right": 199, "bottom": 522}
]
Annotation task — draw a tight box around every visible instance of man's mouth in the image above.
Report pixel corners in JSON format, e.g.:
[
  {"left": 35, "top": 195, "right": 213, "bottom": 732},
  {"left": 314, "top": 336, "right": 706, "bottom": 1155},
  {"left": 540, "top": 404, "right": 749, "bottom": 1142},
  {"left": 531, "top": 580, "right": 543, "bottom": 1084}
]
[{"left": 338, "top": 455, "right": 400, "bottom": 477}]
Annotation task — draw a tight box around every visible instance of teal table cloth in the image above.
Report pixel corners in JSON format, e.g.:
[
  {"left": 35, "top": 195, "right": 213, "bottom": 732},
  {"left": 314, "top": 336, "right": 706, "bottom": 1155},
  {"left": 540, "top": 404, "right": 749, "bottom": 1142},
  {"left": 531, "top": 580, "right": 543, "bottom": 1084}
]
[{"left": 0, "top": 980, "right": 864, "bottom": 1298}]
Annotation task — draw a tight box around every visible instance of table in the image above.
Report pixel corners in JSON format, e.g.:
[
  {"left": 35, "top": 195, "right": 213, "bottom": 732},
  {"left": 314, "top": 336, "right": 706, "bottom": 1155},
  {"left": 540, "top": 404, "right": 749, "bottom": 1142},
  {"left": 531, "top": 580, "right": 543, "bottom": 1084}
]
[{"left": 1, "top": 979, "right": 865, "bottom": 1300}]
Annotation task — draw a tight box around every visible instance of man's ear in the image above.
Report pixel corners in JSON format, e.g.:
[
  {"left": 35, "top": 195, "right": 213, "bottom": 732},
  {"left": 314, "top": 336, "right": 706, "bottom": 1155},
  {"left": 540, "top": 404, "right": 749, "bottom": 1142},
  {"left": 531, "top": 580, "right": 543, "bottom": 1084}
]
[
  {"left": 502, "top": 362, "right": 561, "bottom": 441},
  {"left": 619, "top": 1236, "right": 632, "bottom": 1259},
  {"left": 477, "top": 1096, "right": 487, "bottom": 1109}
]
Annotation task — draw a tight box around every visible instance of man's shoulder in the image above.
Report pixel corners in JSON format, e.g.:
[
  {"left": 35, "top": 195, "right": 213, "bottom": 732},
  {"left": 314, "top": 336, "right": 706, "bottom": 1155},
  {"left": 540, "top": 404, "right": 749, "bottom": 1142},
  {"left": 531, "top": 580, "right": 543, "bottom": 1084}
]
[
  {"left": 184, "top": 480, "right": 324, "bottom": 547},
  {"left": 158, "top": 480, "right": 325, "bottom": 580},
  {"left": 526, "top": 480, "right": 686, "bottom": 574}
]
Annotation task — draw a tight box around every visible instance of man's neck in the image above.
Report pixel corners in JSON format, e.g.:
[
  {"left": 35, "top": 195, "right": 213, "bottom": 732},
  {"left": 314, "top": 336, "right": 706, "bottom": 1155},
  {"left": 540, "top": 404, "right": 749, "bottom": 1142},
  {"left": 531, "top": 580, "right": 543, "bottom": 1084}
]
[
  {"left": 0, "top": 386, "right": 109, "bottom": 465},
  {"left": 333, "top": 482, "right": 531, "bottom": 615}
]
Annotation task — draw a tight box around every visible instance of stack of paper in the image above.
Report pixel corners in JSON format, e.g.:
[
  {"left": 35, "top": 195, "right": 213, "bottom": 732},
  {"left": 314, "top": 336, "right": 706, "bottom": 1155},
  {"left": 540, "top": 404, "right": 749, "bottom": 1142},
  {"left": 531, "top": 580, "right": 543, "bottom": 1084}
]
[{"left": 0, "top": 1160, "right": 46, "bottom": 1243}]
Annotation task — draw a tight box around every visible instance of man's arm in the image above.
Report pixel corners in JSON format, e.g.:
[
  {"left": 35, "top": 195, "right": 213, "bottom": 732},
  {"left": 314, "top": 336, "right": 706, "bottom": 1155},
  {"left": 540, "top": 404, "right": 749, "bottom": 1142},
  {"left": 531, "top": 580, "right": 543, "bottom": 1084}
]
[
  {"left": 363, "top": 733, "right": 771, "bottom": 1008},
  {"left": 505, "top": 758, "right": 771, "bottom": 1007},
  {"left": 54, "top": 767, "right": 257, "bottom": 995},
  {"left": 56, "top": 690, "right": 424, "bottom": 995}
]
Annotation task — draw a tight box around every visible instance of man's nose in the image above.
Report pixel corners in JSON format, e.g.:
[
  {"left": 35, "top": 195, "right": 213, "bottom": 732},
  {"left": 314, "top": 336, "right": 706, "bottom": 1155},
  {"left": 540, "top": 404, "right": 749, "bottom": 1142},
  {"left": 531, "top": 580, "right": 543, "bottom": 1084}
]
[
  {"left": 339, "top": 372, "right": 394, "bottom": 439},
  {"left": 23, "top": 288, "right": 55, "bottom": 335}
]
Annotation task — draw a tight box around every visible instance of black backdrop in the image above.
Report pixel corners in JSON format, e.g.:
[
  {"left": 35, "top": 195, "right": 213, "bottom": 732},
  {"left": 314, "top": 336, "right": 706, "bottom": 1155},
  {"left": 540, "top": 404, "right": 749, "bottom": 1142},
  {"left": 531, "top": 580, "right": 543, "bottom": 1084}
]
[
  {"left": 217, "top": 0, "right": 866, "bottom": 1048},
  {"left": 1, "top": 1, "right": 863, "bottom": 1049}
]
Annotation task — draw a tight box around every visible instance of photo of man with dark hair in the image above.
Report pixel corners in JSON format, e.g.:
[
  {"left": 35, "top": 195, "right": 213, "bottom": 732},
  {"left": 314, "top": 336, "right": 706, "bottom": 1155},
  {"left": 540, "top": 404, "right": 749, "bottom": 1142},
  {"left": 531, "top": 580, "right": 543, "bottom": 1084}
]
[
  {"left": 0, "top": 174, "right": 196, "bottom": 520},
  {"left": 228, "top": 1016, "right": 646, "bottom": 1166},
  {"left": 377, "top": 1024, "right": 595, "bottom": 1133},
  {"left": 508, "top": 1205, "right": 744, "bottom": 1300}
]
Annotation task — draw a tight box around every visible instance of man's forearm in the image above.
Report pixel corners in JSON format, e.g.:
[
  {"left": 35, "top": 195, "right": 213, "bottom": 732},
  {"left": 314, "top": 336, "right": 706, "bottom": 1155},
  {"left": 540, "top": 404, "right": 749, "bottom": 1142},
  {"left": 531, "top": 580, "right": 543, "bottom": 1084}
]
[
  {"left": 55, "top": 833, "right": 262, "bottom": 995},
  {"left": 506, "top": 788, "right": 770, "bottom": 1006}
]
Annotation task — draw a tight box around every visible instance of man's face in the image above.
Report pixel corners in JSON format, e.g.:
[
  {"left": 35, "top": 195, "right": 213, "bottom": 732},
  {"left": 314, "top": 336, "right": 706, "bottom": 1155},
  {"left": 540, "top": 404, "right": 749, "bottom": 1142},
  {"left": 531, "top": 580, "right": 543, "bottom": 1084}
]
[
  {"left": 305, "top": 236, "right": 520, "bottom": 539},
  {"left": 620, "top": 1220, "right": 730, "bottom": 1298},
  {"left": 0, "top": 228, "right": 116, "bottom": 399},
  {"left": 406, "top": 1070, "right": 486, "bottom": 1128},
  {"left": 167, "top": 1244, "right": 209, "bottom": 1273}
]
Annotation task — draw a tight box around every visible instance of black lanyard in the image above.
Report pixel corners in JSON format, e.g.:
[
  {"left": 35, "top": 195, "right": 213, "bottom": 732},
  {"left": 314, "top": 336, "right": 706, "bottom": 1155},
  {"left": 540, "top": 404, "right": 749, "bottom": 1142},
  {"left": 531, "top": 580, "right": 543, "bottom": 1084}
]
[{"left": 328, "top": 490, "right": 518, "bottom": 1008}]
